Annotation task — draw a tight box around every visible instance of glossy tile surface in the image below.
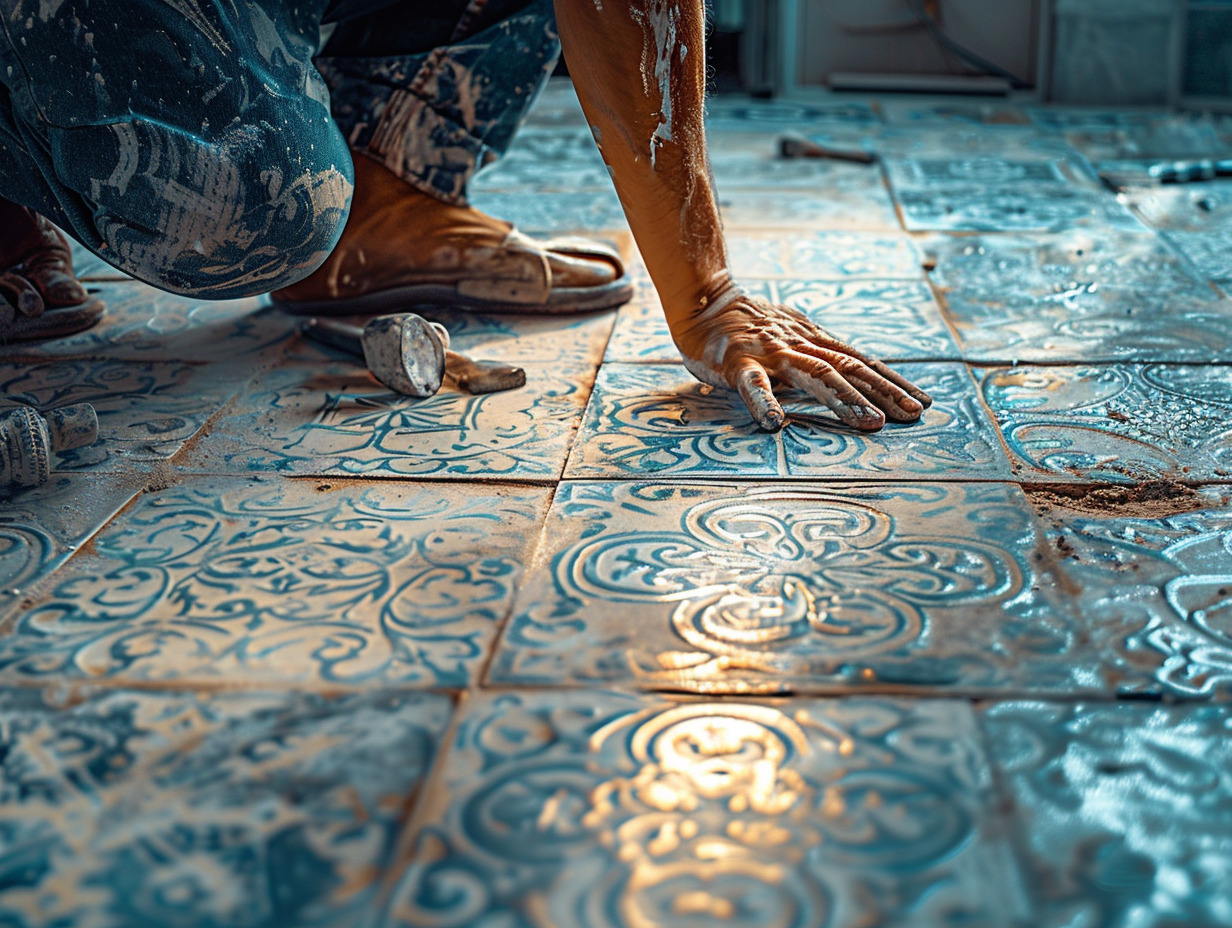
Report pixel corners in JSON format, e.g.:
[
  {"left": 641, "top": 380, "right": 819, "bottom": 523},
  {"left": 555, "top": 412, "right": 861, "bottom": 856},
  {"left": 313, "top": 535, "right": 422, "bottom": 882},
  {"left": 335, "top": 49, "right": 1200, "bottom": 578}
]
[
  {"left": 0, "top": 282, "right": 293, "bottom": 364},
  {"left": 181, "top": 357, "right": 592, "bottom": 480},
  {"left": 925, "top": 231, "right": 1232, "bottom": 362},
  {"left": 605, "top": 278, "right": 959, "bottom": 364},
  {"left": 0, "top": 478, "right": 548, "bottom": 686},
  {"left": 489, "top": 481, "right": 1106, "bottom": 695},
  {"left": 0, "top": 358, "right": 238, "bottom": 471},
  {"left": 385, "top": 690, "right": 1022, "bottom": 928},
  {"left": 567, "top": 363, "right": 1012, "bottom": 481},
  {"left": 983, "top": 701, "right": 1232, "bottom": 928},
  {"left": 1028, "top": 485, "right": 1232, "bottom": 699},
  {"left": 981, "top": 364, "right": 1232, "bottom": 482},
  {"left": 0, "top": 685, "right": 451, "bottom": 928},
  {"left": 11, "top": 86, "right": 1232, "bottom": 928}
]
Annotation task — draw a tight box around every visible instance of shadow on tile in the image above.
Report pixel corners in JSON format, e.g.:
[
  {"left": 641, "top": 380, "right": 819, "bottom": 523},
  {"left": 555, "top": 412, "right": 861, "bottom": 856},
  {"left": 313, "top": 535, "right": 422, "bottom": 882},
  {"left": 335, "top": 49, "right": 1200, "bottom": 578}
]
[
  {"left": 180, "top": 356, "right": 594, "bottom": 480},
  {"left": 0, "top": 282, "right": 294, "bottom": 364},
  {"left": 0, "top": 685, "right": 452, "bottom": 928}
]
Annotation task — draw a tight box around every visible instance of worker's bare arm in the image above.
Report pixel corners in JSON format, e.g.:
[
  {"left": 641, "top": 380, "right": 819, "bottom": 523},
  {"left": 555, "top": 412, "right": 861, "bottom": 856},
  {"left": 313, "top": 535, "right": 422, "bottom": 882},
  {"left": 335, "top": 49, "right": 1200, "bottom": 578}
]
[{"left": 553, "top": 0, "right": 930, "bottom": 429}]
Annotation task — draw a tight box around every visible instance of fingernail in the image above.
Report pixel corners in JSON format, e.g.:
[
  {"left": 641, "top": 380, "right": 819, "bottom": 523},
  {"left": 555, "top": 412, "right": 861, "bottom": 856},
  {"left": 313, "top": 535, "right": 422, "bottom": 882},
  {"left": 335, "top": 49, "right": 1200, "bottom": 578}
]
[
  {"left": 899, "top": 395, "right": 923, "bottom": 413},
  {"left": 760, "top": 409, "right": 785, "bottom": 432}
]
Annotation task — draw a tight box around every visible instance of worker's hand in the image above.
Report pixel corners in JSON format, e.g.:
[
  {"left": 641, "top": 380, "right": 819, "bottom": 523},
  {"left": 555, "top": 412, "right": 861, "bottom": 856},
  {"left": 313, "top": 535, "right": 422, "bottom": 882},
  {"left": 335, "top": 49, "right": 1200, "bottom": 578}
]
[{"left": 669, "top": 283, "right": 932, "bottom": 432}]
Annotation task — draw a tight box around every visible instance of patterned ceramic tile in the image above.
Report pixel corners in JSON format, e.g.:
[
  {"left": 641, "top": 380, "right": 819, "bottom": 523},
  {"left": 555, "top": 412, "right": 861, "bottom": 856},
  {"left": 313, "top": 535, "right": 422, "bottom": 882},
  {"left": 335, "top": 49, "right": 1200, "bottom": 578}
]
[
  {"left": 885, "top": 156, "right": 1097, "bottom": 190},
  {"left": 1122, "top": 181, "right": 1232, "bottom": 286},
  {"left": 565, "top": 363, "right": 1012, "bottom": 481},
  {"left": 1026, "top": 107, "right": 1171, "bottom": 130},
  {"left": 604, "top": 278, "right": 959, "bottom": 364},
  {"left": 0, "top": 476, "right": 137, "bottom": 624},
  {"left": 862, "top": 126, "right": 1076, "bottom": 160},
  {"left": 1026, "top": 485, "right": 1232, "bottom": 700},
  {"left": 705, "top": 99, "right": 882, "bottom": 131},
  {"left": 727, "top": 230, "right": 924, "bottom": 280},
  {"left": 0, "top": 282, "right": 293, "bottom": 364},
  {"left": 0, "top": 685, "right": 452, "bottom": 928},
  {"left": 718, "top": 187, "right": 901, "bottom": 233},
  {"left": 879, "top": 101, "right": 1032, "bottom": 126},
  {"left": 983, "top": 701, "right": 1232, "bottom": 928},
  {"left": 472, "top": 129, "right": 611, "bottom": 193},
  {"left": 0, "top": 358, "right": 239, "bottom": 472},
  {"left": 384, "top": 690, "right": 1023, "bottom": 928},
  {"left": 0, "top": 477, "right": 548, "bottom": 686},
  {"left": 488, "top": 481, "right": 1101, "bottom": 695},
  {"left": 711, "top": 154, "right": 885, "bottom": 192},
  {"left": 891, "top": 185, "right": 1142, "bottom": 233},
  {"left": 180, "top": 359, "right": 593, "bottom": 480},
  {"left": 941, "top": 291, "right": 1232, "bottom": 363},
  {"left": 281, "top": 304, "right": 618, "bottom": 370},
  {"left": 980, "top": 364, "right": 1232, "bottom": 482},
  {"left": 923, "top": 229, "right": 1216, "bottom": 301},
  {"left": 923, "top": 230, "right": 1232, "bottom": 361},
  {"left": 468, "top": 190, "right": 629, "bottom": 235}
]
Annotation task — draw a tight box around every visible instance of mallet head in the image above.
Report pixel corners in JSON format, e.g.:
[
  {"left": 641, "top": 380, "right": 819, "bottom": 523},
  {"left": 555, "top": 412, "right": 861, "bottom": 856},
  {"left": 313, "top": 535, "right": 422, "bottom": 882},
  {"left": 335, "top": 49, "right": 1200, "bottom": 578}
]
[{"left": 361, "top": 314, "right": 445, "bottom": 397}]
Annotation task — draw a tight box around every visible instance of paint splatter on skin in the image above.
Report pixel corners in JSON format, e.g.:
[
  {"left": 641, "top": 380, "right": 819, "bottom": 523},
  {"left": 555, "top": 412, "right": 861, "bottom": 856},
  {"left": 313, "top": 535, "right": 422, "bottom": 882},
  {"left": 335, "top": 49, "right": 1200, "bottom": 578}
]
[{"left": 555, "top": 0, "right": 931, "bottom": 430}]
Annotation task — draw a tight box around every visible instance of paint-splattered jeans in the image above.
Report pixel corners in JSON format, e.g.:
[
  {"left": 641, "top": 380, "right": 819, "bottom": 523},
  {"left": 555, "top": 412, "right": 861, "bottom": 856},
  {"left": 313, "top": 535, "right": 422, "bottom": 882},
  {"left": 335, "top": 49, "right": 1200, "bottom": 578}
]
[{"left": 0, "top": 0, "right": 559, "bottom": 299}]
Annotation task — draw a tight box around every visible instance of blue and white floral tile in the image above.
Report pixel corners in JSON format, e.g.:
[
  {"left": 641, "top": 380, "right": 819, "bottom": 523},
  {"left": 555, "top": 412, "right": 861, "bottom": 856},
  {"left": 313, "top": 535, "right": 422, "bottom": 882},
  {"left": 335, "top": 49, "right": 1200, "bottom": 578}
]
[
  {"left": 0, "top": 685, "right": 452, "bottom": 928},
  {"left": 718, "top": 186, "right": 902, "bottom": 233},
  {"left": 1026, "top": 107, "right": 1171, "bottom": 130},
  {"left": 604, "top": 278, "right": 959, "bottom": 365},
  {"left": 705, "top": 99, "right": 882, "bottom": 131},
  {"left": 981, "top": 701, "right": 1232, "bottom": 928},
  {"left": 891, "top": 185, "right": 1143, "bottom": 233},
  {"left": 923, "top": 229, "right": 1218, "bottom": 301},
  {"left": 485, "top": 481, "right": 1114, "bottom": 695},
  {"left": 0, "top": 358, "right": 241, "bottom": 472},
  {"left": 711, "top": 154, "right": 884, "bottom": 192},
  {"left": 979, "top": 364, "right": 1232, "bottom": 482},
  {"left": 0, "top": 477, "right": 549, "bottom": 687},
  {"left": 178, "top": 359, "right": 594, "bottom": 480},
  {"left": 468, "top": 190, "right": 629, "bottom": 236},
  {"left": 471, "top": 129, "right": 612, "bottom": 193},
  {"left": 879, "top": 101, "right": 1033, "bottom": 126},
  {"left": 1026, "top": 485, "right": 1232, "bottom": 700},
  {"left": 565, "top": 363, "right": 1012, "bottom": 481},
  {"left": 924, "top": 230, "right": 1232, "bottom": 362},
  {"left": 0, "top": 282, "right": 294, "bottom": 364},
  {"left": 0, "top": 476, "right": 137, "bottom": 625},
  {"left": 726, "top": 230, "right": 925, "bottom": 280},
  {"left": 1122, "top": 181, "right": 1232, "bottom": 288},
  {"left": 941, "top": 291, "right": 1232, "bottom": 364},
  {"left": 382, "top": 690, "right": 1024, "bottom": 928}
]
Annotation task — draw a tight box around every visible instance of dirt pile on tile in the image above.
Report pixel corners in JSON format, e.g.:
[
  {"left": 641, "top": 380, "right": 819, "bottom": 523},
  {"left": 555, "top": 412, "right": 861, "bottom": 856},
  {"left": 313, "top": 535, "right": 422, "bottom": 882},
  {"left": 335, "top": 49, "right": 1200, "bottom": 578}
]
[{"left": 1025, "top": 481, "right": 1207, "bottom": 518}]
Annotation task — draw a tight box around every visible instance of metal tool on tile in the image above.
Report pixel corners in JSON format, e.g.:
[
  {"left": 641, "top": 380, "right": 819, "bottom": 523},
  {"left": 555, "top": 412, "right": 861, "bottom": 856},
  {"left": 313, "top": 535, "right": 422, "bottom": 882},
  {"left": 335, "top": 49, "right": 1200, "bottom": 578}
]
[
  {"left": 425, "top": 322, "right": 527, "bottom": 394},
  {"left": 300, "top": 314, "right": 445, "bottom": 396},
  {"left": 0, "top": 404, "right": 98, "bottom": 489},
  {"left": 300, "top": 314, "right": 525, "bottom": 396},
  {"left": 778, "top": 133, "right": 877, "bottom": 164}
]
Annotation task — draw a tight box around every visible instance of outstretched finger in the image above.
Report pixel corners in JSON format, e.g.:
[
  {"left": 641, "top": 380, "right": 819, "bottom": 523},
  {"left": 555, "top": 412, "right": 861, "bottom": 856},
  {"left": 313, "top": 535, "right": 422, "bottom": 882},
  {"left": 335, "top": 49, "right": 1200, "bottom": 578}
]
[
  {"left": 780, "top": 352, "right": 886, "bottom": 431},
  {"left": 734, "top": 361, "right": 786, "bottom": 432},
  {"left": 793, "top": 344, "right": 924, "bottom": 422},
  {"left": 867, "top": 358, "right": 933, "bottom": 409}
]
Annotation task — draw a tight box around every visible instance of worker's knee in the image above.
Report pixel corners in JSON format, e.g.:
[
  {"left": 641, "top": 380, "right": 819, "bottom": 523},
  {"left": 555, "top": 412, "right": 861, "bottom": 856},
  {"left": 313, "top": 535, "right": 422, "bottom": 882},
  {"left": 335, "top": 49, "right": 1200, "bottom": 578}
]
[{"left": 56, "top": 112, "right": 353, "bottom": 299}]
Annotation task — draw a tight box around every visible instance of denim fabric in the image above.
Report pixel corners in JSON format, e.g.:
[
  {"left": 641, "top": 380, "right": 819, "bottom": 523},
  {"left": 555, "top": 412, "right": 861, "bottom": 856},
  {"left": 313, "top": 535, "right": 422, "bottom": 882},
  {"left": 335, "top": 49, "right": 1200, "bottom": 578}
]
[{"left": 0, "top": 0, "right": 559, "bottom": 297}]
